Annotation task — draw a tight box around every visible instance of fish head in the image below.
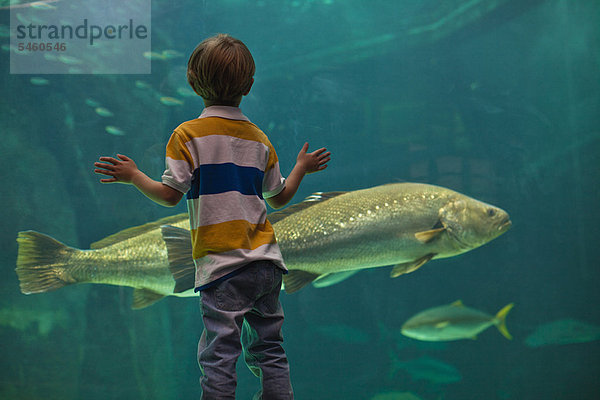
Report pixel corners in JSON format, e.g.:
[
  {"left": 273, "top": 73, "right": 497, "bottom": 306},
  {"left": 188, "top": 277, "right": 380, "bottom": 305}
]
[{"left": 439, "top": 197, "right": 511, "bottom": 250}]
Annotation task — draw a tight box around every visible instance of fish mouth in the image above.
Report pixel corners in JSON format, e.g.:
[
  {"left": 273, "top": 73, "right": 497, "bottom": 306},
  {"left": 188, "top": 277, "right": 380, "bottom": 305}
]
[{"left": 498, "top": 217, "right": 512, "bottom": 231}]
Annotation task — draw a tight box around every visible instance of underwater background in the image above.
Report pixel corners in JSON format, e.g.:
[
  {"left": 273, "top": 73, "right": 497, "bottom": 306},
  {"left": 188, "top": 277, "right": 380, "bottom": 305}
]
[{"left": 1, "top": 0, "right": 599, "bottom": 399}]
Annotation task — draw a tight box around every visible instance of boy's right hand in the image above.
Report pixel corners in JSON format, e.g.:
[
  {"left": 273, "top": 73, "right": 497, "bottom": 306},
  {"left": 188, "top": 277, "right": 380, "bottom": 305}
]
[{"left": 296, "top": 142, "right": 331, "bottom": 174}]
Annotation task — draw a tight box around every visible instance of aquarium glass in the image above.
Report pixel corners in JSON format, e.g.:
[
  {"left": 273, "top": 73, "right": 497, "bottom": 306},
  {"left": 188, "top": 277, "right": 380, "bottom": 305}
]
[{"left": 1, "top": 0, "right": 598, "bottom": 399}]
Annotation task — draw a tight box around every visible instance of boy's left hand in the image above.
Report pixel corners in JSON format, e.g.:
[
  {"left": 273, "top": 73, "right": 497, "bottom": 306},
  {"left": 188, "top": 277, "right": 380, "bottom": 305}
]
[{"left": 94, "top": 154, "right": 140, "bottom": 184}]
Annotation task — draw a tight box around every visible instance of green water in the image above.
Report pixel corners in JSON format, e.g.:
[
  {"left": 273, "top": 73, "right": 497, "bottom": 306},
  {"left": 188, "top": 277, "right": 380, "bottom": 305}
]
[{"left": 1, "top": 0, "right": 599, "bottom": 399}]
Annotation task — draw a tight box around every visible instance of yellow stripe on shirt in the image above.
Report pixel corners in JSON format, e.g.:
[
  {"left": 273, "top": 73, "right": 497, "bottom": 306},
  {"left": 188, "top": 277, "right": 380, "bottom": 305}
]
[{"left": 190, "top": 219, "right": 277, "bottom": 260}]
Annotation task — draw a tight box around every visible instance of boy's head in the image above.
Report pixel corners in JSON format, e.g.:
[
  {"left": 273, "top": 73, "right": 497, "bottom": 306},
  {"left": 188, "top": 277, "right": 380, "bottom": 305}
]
[{"left": 187, "top": 34, "right": 255, "bottom": 107}]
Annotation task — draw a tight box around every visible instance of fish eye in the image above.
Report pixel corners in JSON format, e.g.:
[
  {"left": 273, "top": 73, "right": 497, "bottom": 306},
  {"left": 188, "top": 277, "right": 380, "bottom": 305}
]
[{"left": 487, "top": 208, "right": 496, "bottom": 217}]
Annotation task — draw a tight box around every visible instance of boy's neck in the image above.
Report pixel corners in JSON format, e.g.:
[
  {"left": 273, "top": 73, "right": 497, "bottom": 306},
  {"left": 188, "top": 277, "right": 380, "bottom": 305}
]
[{"left": 203, "top": 97, "right": 242, "bottom": 108}]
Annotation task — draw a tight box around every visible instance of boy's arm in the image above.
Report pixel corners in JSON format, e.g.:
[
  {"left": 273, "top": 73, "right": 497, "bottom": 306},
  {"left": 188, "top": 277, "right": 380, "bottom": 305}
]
[
  {"left": 94, "top": 154, "right": 183, "bottom": 207},
  {"left": 266, "top": 143, "right": 330, "bottom": 209}
]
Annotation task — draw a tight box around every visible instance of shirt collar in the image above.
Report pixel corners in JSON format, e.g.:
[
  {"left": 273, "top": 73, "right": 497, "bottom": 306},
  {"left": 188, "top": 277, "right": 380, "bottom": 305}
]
[{"left": 199, "top": 105, "right": 250, "bottom": 122}]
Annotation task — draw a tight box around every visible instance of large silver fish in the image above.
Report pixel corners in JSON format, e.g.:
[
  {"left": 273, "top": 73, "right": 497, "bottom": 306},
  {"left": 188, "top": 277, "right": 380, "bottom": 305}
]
[
  {"left": 16, "top": 183, "right": 511, "bottom": 307},
  {"left": 269, "top": 182, "right": 511, "bottom": 292}
]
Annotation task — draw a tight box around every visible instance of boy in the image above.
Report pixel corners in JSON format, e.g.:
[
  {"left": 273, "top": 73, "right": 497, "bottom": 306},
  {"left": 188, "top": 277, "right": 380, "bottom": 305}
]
[{"left": 94, "top": 33, "right": 330, "bottom": 400}]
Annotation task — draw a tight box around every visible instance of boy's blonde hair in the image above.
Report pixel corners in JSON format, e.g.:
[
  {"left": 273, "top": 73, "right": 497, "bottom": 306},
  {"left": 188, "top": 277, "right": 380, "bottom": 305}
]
[{"left": 187, "top": 34, "right": 255, "bottom": 105}]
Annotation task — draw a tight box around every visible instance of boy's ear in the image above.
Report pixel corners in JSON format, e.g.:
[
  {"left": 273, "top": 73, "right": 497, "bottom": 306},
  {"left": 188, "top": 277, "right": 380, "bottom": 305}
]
[{"left": 243, "top": 77, "right": 254, "bottom": 96}]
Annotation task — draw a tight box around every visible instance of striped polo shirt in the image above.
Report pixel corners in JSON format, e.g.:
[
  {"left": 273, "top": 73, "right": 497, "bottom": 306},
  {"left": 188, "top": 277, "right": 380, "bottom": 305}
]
[{"left": 161, "top": 106, "right": 287, "bottom": 290}]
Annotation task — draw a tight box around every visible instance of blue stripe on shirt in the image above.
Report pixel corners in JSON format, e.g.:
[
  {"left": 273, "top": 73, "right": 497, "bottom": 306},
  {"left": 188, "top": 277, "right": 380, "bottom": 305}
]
[{"left": 187, "top": 163, "right": 264, "bottom": 200}]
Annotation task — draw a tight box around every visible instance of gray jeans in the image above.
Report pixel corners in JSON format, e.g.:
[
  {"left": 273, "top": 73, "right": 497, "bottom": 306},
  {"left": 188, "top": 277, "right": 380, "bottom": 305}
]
[{"left": 198, "top": 260, "right": 293, "bottom": 400}]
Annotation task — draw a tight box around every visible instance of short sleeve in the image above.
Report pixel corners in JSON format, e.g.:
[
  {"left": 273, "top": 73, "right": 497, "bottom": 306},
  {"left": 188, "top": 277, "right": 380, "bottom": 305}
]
[
  {"left": 161, "top": 131, "right": 193, "bottom": 194},
  {"left": 262, "top": 142, "right": 286, "bottom": 199}
]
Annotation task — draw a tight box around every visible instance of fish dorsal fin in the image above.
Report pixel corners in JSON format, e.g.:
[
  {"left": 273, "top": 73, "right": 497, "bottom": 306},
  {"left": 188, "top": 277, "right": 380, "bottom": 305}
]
[
  {"left": 268, "top": 191, "right": 348, "bottom": 224},
  {"left": 132, "top": 288, "right": 165, "bottom": 309},
  {"left": 90, "top": 213, "right": 189, "bottom": 249},
  {"left": 161, "top": 225, "right": 195, "bottom": 293},
  {"left": 283, "top": 270, "right": 320, "bottom": 294},
  {"left": 390, "top": 253, "right": 435, "bottom": 278},
  {"left": 450, "top": 300, "right": 464, "bottom": 307}
]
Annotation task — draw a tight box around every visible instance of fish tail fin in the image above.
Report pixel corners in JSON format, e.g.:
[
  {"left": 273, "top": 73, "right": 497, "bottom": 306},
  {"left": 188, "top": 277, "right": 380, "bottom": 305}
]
[
  {"left": 16, "top": 231, "right": 78, "bottom": 294},
  {"left": 495, "top": 303, "right": 514, "bottom": 340}
]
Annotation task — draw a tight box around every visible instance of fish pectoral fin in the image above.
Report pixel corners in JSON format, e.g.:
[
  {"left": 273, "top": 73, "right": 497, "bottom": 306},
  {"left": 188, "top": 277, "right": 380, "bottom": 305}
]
[
  {"left": 283, "top": 270, "right": 320, "bottom": 294},
  {"left": 414, "top": 227, "right": 446, "bottom": 243},
  {"left": 312, "top": 270, "right": 361, "bottom": 288},
  {"left": 161, "top": 225, "right": 195, "bottom": 293},
  {"left": 132, "top": 288, "right": 166, "bottom": 309},
  {"left": 390, "top": 253, "right": 435, "bottom": 278}
]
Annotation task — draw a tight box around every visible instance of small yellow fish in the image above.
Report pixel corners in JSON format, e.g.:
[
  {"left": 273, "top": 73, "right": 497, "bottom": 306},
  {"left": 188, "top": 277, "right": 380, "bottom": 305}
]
[
  {"left": 105, "top": 126, "right": 125, "bottom": 136},
  {"left": 401, "top": 300, "right": 514, "bottom": 341},
  {"left": 159, "top": 96, "right": 184, "bottom": 106},
  {"left": 95, "top": 107, "right": 114, "bottom": 117}
]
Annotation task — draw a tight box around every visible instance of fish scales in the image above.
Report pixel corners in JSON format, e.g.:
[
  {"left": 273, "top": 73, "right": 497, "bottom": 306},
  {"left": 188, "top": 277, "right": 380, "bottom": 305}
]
[
  {"left": 67, "top": 233, "right": 172, "bottom": 292},
  {"left": 73, "top": 217, "right": 191, "bottom": 292}
]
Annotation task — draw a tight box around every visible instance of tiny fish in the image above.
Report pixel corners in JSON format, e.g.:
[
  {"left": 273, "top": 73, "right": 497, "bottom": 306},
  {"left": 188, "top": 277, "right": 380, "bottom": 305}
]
[
  {"left": 143, "top": 51, "right": 166, "bottom": 61},
  {"left": 161, "top": 49, "right": 184, "bottom": 59},
  {"left": 105, "top": 126, "right": 124, "bottom": 136},
  {"left": 95, "top": 107, "right": 114, "bottom": 117},
  {"left": 57, "top": 55, "right": 82, "bottom": 65},
  {"left": 401, "top": 300, "right": 514, "bottom": 341},
  {"left": 0, "top": 0, "right": 59, "bottom": 10},
  {"left": 85, "top": 98, "right": 101, "bottom": 108},
  {"left": 159, "top": 96, "right": 184, "bottom": 106},
  {"left": 43, "top": 53, "right": 58, "bottom": 61},
  {"left": 176, "top": 87, "right": 197, "bottom": 97},
  {"left": 135, "top": 80, "right": 151, "bottom": 90},
  {"left": 30, "top": 1, "right": 57, "bottom": 10},
  {"left": 30, "top": 77, "right": 49, "bottom": 86}
]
